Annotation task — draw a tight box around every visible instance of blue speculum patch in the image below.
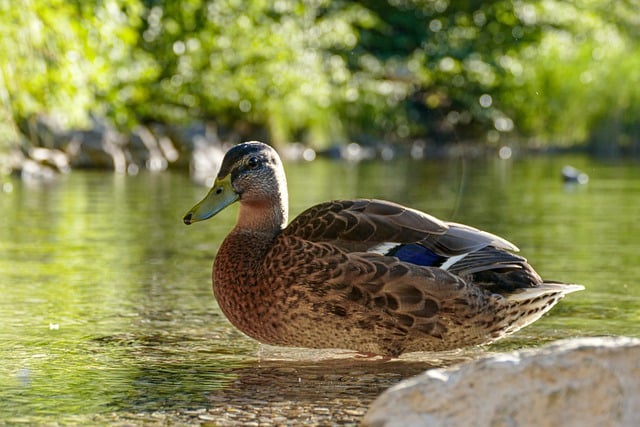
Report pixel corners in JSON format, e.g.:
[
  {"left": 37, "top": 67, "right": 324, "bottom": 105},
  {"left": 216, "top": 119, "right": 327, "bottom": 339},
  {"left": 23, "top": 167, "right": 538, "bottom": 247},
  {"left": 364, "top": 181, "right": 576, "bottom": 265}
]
[{"left": 387, "top": 243, "right": 446, "bottom": 267}]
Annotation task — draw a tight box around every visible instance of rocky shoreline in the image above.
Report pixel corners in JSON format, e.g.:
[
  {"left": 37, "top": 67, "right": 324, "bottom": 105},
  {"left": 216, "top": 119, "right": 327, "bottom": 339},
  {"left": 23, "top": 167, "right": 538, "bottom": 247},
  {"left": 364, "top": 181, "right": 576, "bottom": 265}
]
[
  {"left": 4, "top": 116, "right": 547, "bottom": 183},
  {"left": 6, "top": 118, "right": 223, "bottom": 181}
]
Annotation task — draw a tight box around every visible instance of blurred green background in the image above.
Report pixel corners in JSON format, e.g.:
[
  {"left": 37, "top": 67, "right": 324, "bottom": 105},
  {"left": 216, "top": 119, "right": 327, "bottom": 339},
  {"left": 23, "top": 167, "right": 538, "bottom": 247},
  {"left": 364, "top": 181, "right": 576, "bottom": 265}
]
[{"left": 2, "top": 0, "right": 640, "bottom": 172}]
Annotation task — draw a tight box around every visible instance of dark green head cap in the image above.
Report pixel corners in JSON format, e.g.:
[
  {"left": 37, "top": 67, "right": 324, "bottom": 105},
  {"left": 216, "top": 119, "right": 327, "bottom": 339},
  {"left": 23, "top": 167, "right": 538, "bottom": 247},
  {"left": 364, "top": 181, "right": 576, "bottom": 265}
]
[{"left": 217, "top": 142, "right": 268, "bottom": 179}]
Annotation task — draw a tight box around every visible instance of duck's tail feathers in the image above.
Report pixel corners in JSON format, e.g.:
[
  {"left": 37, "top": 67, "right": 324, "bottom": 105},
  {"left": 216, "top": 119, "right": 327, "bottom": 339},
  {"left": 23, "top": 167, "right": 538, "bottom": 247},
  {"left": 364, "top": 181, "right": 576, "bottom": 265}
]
[
  {"left": 491, "top": 282, "right": 584, "bottom": 340},
  {"left": 506, "top": 282, "right": 585, "bottom": 302}
]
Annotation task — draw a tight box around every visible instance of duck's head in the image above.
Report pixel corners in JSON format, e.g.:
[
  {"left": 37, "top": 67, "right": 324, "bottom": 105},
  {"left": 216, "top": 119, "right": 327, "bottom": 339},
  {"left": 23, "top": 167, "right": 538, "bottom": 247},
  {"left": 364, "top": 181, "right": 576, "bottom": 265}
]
[{"left": 183, "top": 141, "right": 289, "bottom": 231}]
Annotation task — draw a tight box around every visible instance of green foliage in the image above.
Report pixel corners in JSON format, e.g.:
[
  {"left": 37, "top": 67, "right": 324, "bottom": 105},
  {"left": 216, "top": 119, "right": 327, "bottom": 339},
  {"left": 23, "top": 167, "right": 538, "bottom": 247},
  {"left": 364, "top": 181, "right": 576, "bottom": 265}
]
[
  {"left": 345, "top": 0, "right": 640, "bottom": 148},
  {"left": 0, "top": 0, "right": 155, "bottom": 149},
  {"left": 499, "top": 0, "right": 640, "bottom": 149},
  {"left": 136, "top": 0, "right": 375, "bottom": 146},
  {"left": 339, "top": 0, "right": 541, "bottom": 142},
  {"left": 1, "top": 0, "right": 639, "bottom": 160}
]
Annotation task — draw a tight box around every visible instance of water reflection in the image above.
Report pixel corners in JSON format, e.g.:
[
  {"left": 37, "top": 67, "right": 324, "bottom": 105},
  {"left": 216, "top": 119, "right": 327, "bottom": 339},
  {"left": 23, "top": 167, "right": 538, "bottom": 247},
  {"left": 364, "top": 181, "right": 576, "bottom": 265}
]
[
  {"left": 1, "top": 155, "right": 639, "bottom": 425},
  {"left": 202, "top": 355, "right": 456, "bottom": 425}
]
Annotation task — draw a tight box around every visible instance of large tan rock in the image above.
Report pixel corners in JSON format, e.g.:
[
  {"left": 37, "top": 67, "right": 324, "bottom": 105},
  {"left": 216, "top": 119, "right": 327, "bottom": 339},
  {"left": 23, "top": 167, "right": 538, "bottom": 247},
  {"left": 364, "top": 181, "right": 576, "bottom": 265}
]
[{"left": 363, "top": 337, "right": 640, "bottom": 427}]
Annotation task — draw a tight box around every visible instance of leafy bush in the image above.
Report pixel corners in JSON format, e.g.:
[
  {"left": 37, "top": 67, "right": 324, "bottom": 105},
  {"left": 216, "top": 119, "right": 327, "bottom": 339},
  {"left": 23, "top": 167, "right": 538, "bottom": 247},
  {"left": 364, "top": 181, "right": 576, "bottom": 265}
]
[{"left": 1, "top": 0, "right": 639, "bottom": 164}]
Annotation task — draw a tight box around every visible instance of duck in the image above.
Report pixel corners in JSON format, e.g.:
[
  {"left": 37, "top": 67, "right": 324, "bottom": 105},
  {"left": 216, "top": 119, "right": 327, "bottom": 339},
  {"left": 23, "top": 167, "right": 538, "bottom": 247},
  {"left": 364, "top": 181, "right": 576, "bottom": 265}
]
[{"left": 183, "top": 141, "right": 583, "bottom": 357}]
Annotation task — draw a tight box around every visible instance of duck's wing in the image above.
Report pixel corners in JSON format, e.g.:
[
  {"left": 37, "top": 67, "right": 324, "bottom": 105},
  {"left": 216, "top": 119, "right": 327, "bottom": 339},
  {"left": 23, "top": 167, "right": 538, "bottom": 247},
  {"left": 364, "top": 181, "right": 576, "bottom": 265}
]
[
  {"left": 283, "top": 199, "right": 518, "bottom": 259},
  {"left": 283, "top": 199, "right": 448, "bottom": 247},
  {"left": 283, "top": 199, "right": 539, "bottom": 290}
]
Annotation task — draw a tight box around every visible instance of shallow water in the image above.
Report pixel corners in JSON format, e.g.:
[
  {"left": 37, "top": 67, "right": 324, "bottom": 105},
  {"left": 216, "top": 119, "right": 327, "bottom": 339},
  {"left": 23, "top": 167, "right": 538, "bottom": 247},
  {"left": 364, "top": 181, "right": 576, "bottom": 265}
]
[{"left": 1, "top": 154, "right": 638, "bottom": 425}]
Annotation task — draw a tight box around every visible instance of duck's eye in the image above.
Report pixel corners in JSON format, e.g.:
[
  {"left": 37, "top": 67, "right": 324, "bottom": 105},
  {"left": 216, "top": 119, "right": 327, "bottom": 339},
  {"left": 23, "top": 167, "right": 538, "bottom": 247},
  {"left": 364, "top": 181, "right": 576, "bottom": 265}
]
[{"left": 246, "top": 156, "right": 260, "bottom": 169}]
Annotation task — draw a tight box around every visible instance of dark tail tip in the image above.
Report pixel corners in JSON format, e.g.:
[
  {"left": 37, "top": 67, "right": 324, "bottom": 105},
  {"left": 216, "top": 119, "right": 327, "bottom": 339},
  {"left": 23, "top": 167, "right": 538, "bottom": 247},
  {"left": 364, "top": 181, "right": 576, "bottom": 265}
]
[{"left": 183, "top": 213, "right": 193, "bottom": 225}]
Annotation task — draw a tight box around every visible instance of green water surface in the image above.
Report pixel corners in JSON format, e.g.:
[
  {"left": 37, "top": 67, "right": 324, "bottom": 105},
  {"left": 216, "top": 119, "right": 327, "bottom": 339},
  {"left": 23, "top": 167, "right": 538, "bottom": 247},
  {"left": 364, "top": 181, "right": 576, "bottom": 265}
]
[{"left": 1, "top": 154, "right": 638, "bottom": 425}]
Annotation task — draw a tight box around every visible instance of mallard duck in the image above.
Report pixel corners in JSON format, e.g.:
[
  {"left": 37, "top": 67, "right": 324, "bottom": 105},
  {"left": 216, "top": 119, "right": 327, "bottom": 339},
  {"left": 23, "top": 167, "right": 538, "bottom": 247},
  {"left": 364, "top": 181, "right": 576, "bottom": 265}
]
[{"left": 183, "top": 141, "right": 583, "bottom": 357}]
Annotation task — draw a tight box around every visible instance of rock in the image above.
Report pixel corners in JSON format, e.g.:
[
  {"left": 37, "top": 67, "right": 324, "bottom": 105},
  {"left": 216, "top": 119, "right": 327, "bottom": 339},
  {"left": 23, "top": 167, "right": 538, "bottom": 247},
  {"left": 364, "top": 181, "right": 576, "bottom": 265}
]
[
  {"left": 363, "top": 337, "right": 640, "bottom": 427},
  {"left": 19, "top": 158, "right": 58, "bottom": 181},
  {"left": 189, "top": 135, "right": 224, "bottom": 186},
  {"left": 562, "top": 165, "right": 589, "bottom": 184},
  {"left": 131, "top": 125, "right": 169, "bottom": 172},
  {"left": 8, "top": 148, "right": 63, "bottom": 180},
  {"left": 29, "top": 147, "right": 71, "bottom": 173},
  {"left": 280, "top": 142, "right": 316, "bottom": 162},
  {"left": 66, "top": 119, "right": 127, "bottom": 171}
]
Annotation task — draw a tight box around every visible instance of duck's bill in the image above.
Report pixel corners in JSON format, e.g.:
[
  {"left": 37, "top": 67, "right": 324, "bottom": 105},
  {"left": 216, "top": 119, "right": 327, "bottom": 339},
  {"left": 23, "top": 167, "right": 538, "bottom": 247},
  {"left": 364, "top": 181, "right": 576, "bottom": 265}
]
[{"left": 183, "top": 176, "right": 238, "bottom": 225}]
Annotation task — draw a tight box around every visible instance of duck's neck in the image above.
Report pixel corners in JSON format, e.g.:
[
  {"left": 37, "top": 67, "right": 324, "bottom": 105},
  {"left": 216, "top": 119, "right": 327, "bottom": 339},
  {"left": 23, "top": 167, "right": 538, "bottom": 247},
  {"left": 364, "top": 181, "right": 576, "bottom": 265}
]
[
  {"left": 235, "top": 199, "right": 288, "bottom": 236},
  {"left": 235, "top": 176, "right": 288, "bottom": 234}
]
